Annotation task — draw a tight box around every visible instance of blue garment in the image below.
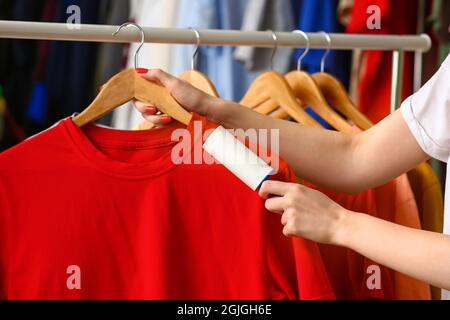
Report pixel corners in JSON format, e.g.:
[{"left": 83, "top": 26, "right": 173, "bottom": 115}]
[
  {"left": 171, "top": 0, "right": 255, "bottom": 101},
  {"left": 293, "top": 0, "right": 350, "bottom": 87},
  {"left": 26, "top": 83, "right": 48, "bottom": 125},
  {"left": 293, "top": 0, "right": 351, "bottom": 129}
]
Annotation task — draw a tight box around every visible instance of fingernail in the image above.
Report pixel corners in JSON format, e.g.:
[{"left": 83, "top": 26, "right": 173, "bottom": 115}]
[
  {"left": 145, "top": 106, "right": 156, "bottom": 114},
  {"left": 136, "top": 68, "right": 148, "bottom": 74},
  {"left": 160, "top": 115, "right": 172, "bottom": 123}
]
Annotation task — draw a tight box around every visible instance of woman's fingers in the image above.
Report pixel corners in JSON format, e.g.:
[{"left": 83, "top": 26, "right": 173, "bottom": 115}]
[
  {"left": 134, "top": 101, "right": 155, "bottom": 114},
  {"left": 134, "top": 100, "right": 173, "bottom": 125},
  {"left": 259, "top": 180, "right": 296, "bottom": 199},
  {"left": 142, "top": 114, "right": 173, "bottom": 125},
  {"left": 264, "top": 196, "right": 286, "bottom": 214}
]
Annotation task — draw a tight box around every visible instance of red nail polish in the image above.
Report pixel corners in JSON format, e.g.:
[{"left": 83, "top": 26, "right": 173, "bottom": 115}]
[
  {"left": 136, "top": 68, "right": 148, "bottom": 74},
  {"left": 160, "top": 115, "right": 172, "bottom": 123},
  {"left": 145, "top": 106, "right": 156, "bottom": 114}
]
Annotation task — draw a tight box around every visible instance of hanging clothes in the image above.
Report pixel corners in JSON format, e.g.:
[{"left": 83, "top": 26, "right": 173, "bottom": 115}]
[
  {"left": 93, "top": 0, "right": 130, "bottom": 126},
  {"left": 429, "top": 0, "right": 450, "bottom": 63},
  {"left": 233, "top": 0, "right": 295, "bottom": 73},
  {"left": 302, "top": 124, "right": 431, "bottom": 299},
  {"left": 293, "top": 0, "right": 351, "bottom": 85},
  {"left": 0, "top": 113, "right": 335, "bottom": 300},
  {"left": 346, "top": 0, "right": 418, "bottom": 123},
  {"left": 25, "top": 0, "right": 55, "bottom": 130},
  {"left": 407, "top": 162, "right": 444, "bottom": 300},
  {"left": 291, "top": 0, "right": 352, "bottom": 129},
  {"left": 111, "top": 0, "right": 179, "bottom": 130},
  {"left": 0, "top": 0, "right": 45, "bottom": 134},
  {"left": 400, "top": 53, "right": 450, "bottom": 300},
  {"left": 170, "top": 0, "right": 256, "bottom": 102},
  {"left": 44, "top": 0, "right": 101, "bottom": 124},
  {"left": 306, "top": 173, "right": 431, "bottom": 300}
]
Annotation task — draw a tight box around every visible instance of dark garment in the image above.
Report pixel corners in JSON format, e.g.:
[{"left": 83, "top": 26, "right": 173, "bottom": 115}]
[
  {"left": 0, "top": 0, "right": 44, "bottom": 149},
  {"left": 45, "top": 0, "right": 100, "bottom": 124},
  {"left": 26, "top": 0, "right": 55, "bottom": 127},
  {"left": 1, "top": 0, "right": 44, "bottom": 123}
]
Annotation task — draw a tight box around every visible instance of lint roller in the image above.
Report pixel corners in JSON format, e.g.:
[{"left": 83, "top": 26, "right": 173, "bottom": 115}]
[{"left": 203, "top": 126, "right": 274, "bottom": 191}]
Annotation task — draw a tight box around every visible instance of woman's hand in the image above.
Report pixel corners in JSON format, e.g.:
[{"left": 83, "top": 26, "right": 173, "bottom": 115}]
[
  {"left": 134, "top": 68, "right": 217, "bottom": 125},
  {"left": 259, "top": 180, "right": 349, "bottom": 245}
]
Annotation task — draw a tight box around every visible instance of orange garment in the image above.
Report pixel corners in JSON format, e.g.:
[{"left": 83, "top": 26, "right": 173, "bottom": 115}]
[
  {"left": 307, "top": 175, "right": 431, "bottom": 300},
  {"left": 304, "top": 182, "right": 393, "bottom": 299},
  {"left": 408, "top": 162, "right": 444, "bottom": 234},
  {"left": 304, "top": 126, "right": 431, "bottom": 299},
  {"left": 374, "top": 175, "right": 431, "bottom": 300},
  {"left": 407, "top": 162, "right": 444, "bottom": 300}
]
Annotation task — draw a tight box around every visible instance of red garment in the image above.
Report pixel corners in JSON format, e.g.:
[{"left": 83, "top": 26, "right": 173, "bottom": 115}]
[
  {"left": 347, "top": 0, "right": 418, "bottom": 123},
  {"left": 305, "top": 177, "right": 431, "bottom": 300},
  {"left": 0, "top": 114, "right": 335, "bottom": 300},
  {"left": 305, "top": 181, "right": 393, "bottom": 299}
]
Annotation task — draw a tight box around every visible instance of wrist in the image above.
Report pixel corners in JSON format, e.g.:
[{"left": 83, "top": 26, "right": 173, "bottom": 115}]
[
  {"left": 332, "top": 207, "right": 358, "bottom": 247},
  {"left": 203, "top": 97, "right": 233, "bottom": 126}
]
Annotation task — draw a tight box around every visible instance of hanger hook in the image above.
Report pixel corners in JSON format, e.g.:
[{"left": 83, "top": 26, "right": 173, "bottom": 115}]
[
  {"left": 293, "top": 30, "right": 310, "bottom": 71},
  {"left": 112, "top": 22, "right": 145, "bottom": 69},
  {"left": 188, "top": 27, "right": 201, "bottom": 70},
  {"left": 267, "top": 30, "right": 278, "bottom": 70},
  {"left": 319, "top": 31, "right": 331, "bottom": 73}
]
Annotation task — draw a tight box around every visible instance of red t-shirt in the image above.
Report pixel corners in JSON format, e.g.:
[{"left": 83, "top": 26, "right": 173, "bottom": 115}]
[
  {"left": 346, "top": 0, "right": 417, "bottom": 123},
  {"left": 0, "top": 114, "right": 334, "bottom": 300}
]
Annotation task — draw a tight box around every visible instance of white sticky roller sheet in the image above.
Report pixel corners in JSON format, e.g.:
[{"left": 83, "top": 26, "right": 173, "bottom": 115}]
[{"left": 202, "top": 126, "right": 274, "bottom": 191}]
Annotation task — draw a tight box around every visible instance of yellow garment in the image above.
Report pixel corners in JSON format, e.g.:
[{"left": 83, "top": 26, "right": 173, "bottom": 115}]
[{"left": 407, "top": 162, "right": 444, "bottom": 300}]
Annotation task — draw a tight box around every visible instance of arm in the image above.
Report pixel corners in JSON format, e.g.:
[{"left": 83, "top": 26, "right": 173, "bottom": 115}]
[
  {"left": 259, "top": 180, "right": 450, "bottom": 290},
  {"left": 212, "top": 100, "right": 429, "bottom": 193},
  {"left": 136, "top": 69, "right": 449, "bottom": 290},
  {"left": 136, "top": 69, "right": 428, "bottom": 193},
  {"left": 341, "top": 210, "right": 450, "bottom": 290}
]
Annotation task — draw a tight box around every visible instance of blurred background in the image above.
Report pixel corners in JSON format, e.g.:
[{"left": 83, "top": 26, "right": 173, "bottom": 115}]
[{"left": 0, "top": 0, "right": 448, "bottom": 151}]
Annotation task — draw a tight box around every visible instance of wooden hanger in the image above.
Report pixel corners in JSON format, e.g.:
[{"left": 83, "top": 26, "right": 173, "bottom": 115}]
[
  {"left": 136, "top": 68, "right": 217, "bottom": 130},
  {"left": 135, "top": 28, "right": 218, "bottom": 131},
  {"left": 239, "top": 31, "right": 320, "bottom": 128},
  {"left": 179, "top": 28, "right": 219, "bottom": 98},
  {"left": 254, "top": 71, "right": 354, "bottom": 133},
  {"left": 74, "top": 68, "right": 192, "bottom": 127},
  {"left": 179, "top": 69, "right": 219, "bottom": 97},
  {"left": 252, "top": 30, "right": 353, "bottom": 133},
  {"left": 312, "top": 31, "right": 372, "bottom": 130},
  {"left": 240, "top": 71, "right": 321, "bottom": 128},
  {"left": 312, "top": 72, "right": 372, "bottom": 130},
  {"left": 73, "top": 23, "right": 191, "bottom": 127}
]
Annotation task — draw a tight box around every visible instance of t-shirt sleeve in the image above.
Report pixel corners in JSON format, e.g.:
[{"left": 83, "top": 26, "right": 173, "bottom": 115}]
[{"left": 400, "top": 54, "right": 450, "bottom": 162}]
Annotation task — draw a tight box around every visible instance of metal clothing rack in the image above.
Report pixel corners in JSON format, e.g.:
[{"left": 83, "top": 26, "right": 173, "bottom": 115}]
[{"left": 0, "top": 20, "right": 432, "bottom": 112}]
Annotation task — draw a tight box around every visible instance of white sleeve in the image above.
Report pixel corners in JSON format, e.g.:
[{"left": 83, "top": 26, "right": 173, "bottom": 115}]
[{"left": 400, "top": 54, "right": 450, "bottom": 162}]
